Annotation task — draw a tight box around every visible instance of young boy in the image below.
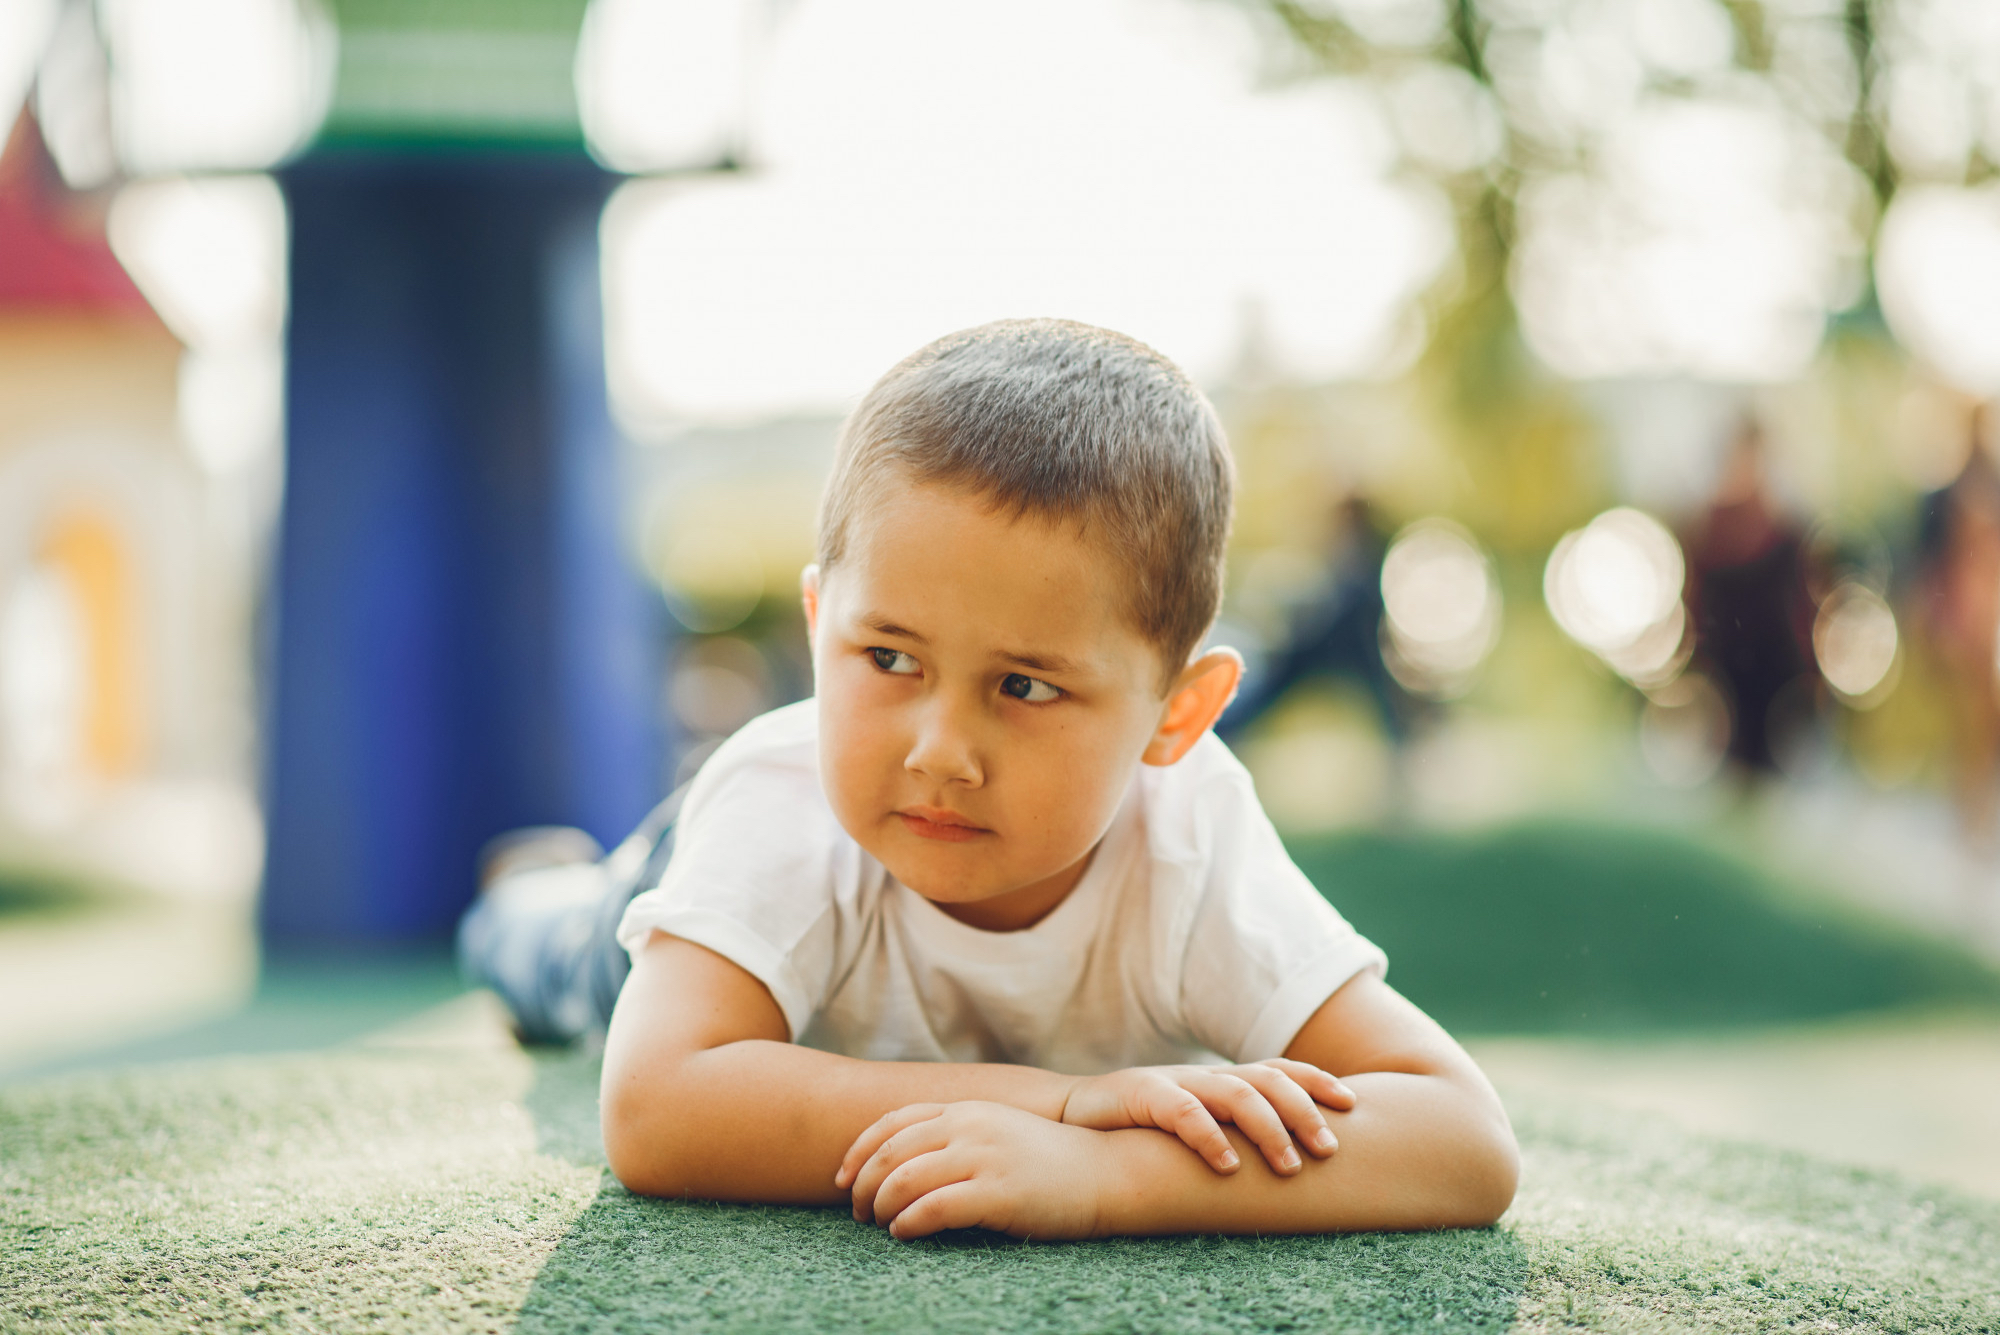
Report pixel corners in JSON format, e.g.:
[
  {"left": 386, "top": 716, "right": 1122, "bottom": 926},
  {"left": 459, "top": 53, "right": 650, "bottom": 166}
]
[{"left": 470, "top": 319, "right": 1517, "bottom": 1240}]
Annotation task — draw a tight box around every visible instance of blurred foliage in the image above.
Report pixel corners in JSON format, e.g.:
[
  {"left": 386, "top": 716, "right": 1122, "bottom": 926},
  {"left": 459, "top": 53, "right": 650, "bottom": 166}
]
[
  {"left": 1292, "top": 819, "right": 2000, "bottom": 1033},
  {"left": 0, "top": 865, "right": 116, "bottom": 921},
  {"left": 1248, "top": 0, "right": 1943, "bottom": 547}
]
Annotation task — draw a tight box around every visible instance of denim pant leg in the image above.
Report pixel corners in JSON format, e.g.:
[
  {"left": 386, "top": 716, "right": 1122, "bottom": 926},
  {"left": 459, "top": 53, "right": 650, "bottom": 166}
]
[{"left": 458, "top": 792, "right": 681, "bottom": 1044}]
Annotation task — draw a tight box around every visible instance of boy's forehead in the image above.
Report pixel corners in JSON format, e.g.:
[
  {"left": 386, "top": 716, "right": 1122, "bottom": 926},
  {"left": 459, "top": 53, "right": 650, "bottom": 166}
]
[{"left": 827, "top": 481, "right": 1154, "bottom": 674}]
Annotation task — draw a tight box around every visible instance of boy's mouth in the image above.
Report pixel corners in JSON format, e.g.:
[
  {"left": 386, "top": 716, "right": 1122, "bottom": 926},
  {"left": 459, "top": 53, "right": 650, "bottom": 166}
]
[{"left": 896, "top": 805, "right": 990, "bottom": 843}]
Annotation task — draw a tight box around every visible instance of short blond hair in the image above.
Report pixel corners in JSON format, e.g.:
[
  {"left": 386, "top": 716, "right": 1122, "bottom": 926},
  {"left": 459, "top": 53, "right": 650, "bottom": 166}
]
[{"left": 817, "top": 319, "right": 1234, "bottom": 690}]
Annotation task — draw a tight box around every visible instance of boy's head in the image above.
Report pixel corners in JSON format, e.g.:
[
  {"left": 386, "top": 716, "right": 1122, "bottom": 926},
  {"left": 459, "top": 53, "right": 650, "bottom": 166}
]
[
  {"left": 802, "top": 320, "right": 1242, "bottom": 928},
  {"left": 816, "top": 319, "right": 1232, "bottom": 690}
]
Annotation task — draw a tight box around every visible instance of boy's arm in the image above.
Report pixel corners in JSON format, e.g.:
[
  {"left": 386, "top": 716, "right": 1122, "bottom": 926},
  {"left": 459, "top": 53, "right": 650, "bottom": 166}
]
[
  {"left": 845, "top": 972, "right": 1519, "bottom": 1237},
  {"left": 600, "top": 932, "right": 1074, "bottom": 1203},
  {"left": 602, "top": 932, "right": 1337, "bottom": 1202},
  {"left": 1103, "top": 974, "right": 1516, "bottom": 1233}
]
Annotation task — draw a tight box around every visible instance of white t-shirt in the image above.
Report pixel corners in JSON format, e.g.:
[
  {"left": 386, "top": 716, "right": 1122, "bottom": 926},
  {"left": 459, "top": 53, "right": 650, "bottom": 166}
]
[{"left": 617, "top": 700, "right": 1386, "bottom": 1074}]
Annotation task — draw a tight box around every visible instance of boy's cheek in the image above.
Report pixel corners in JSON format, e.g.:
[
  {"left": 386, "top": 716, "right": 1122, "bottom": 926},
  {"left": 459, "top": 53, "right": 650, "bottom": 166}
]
[{"left": 820, "top": 719, "right": 904, "bottom": 835}]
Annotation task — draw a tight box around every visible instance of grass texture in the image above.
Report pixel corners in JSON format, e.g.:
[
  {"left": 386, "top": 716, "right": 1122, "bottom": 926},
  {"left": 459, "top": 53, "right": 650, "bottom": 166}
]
[
  {"left": 1289, "top": 821, "right": 2000, "bottom": 1034},
  {"left": 4, "top": 1032, "right": 1996, "bottom": 1334},
  {"left": 6, "top": 818, "right": 1999, "bottom": 1331}
]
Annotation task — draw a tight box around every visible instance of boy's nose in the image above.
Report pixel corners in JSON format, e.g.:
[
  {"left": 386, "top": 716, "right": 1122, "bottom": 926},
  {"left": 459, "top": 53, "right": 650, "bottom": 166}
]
[{"left": 904, "top": 701, "right": 984, "bottom": 787}]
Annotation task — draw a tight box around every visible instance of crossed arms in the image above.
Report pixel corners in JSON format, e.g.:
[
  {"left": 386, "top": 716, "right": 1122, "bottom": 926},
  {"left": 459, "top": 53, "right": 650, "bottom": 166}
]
[{"left": 600, "top": 933, "right": 1519, "bottom": 1240}]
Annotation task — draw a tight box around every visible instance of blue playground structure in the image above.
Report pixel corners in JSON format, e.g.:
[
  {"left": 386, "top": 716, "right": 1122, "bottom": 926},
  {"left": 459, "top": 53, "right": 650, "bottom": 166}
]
[{"left": 259, "top": 9, "right": 666, "bottom": 945}]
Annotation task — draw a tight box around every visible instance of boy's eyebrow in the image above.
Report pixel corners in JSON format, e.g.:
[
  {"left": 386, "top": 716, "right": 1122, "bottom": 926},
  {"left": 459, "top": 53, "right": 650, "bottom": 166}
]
[
  {"left": 862, "top": 613, "right": 1089, "bottom": 677},
  {"left": 998, "top": 649, "right": 1088, "bottom": 677},
  {"left": 861, "top": 615, "right": 930, "bottom": 644}
]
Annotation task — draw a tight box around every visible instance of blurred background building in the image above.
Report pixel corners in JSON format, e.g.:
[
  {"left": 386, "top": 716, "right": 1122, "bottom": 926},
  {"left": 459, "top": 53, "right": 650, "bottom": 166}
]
[{"left": 3, "top": 0, "right": 2000, "bottom": 1184}]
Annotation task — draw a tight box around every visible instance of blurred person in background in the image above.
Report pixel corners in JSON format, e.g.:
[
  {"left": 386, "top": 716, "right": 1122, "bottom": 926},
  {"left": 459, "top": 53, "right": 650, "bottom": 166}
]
[
  {"left": 1683, "top": 421, "right": 1817, "bottom": 777},
  {"left": 1917, "top": 409, "right": 2000, "bottom": 852},
  {"left": 1218, "top": 495, "right": 1408, "bottom": 744}
]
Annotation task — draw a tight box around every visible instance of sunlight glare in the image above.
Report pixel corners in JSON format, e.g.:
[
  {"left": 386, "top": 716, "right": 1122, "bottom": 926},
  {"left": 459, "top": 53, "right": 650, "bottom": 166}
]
[{"left": 599, "top": 0, "right": 1452, "bottom": 426}]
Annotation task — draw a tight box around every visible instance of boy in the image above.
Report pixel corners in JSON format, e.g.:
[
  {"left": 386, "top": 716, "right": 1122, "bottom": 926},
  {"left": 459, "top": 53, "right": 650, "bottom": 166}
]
[{"left": 468, "top": 319, "right": 1517, "bottom": 1240}]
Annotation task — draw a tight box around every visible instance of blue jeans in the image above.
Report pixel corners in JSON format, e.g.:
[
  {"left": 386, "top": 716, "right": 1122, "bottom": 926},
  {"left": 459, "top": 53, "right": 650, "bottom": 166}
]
[{"left": 456, "top": 792, "right": 681, "bottom": 1044}]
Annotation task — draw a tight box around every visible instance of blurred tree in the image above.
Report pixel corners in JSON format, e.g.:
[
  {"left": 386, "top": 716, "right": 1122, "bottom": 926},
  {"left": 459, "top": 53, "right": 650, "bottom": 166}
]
[{"left": 1251, "top": 0, "right": 1926, "bottom": 550}]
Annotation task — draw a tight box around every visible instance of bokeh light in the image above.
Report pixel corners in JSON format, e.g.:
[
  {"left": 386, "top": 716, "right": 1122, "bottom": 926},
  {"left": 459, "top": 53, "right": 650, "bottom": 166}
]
[
  {"left": 33, "top": 0, "right": 116, "bottom": 189},
  {"left": 1511, "top": 96, "right": 1865, "bottom": 382},
  {"left": 106, "top": 176, "right": 288, "bottom": 350},
  {"left": 669, "top": 636, "right": 772, "bottom": 738},
  {"left": 1600, "top": 601, "right": 1692, "bottom": 691},
  {"left": 576, "top": 0, "right": 758, "bottom": 174},
  {"left": 0, "top": 0, "right": 58, "bottom": 138},
  {"left": 1379, "top": 519, "right": 1501, "bottom": 696},
  {"left": 0, "top": 562, "right": 86, "bottom": 784},
  {"left": 1877, "top": 185, "right": 2000, "bottom": 394},
  {"left": 177, "top": 344, "right": 284, "bottom": 476},
  {"left": 106, "top": 175, "right": 289, "bottom": 477},
  {"left": 643, "top": 517, "right": 767, "bottom": 635},
  {"left": 1544, "top": 508, "right": 1687, "bottom": 684},
  {"left": 97, "top": 0, "right": 332, "bottom": 176},
  {"left": 1639, "top": 671, "right": 1730, "bottom": 788},
  {"left": 1382, "top": 62, "right": 1503, "bottom": 175},
  {"left": 1813, "top": 582, "right": 1901, "bottom": 705}
]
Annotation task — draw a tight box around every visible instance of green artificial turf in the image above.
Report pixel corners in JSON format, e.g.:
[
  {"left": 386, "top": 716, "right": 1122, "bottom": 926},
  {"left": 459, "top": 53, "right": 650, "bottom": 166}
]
[
  {"left": 4, "top": 1025, "right": 1996, "bottom": 1334},
  {"left": 1290, "top": 820, "right": 2000, "bottom": 1034},
  {"left": 8, "top": 818, "right": 2000, "bottom": 1331}
]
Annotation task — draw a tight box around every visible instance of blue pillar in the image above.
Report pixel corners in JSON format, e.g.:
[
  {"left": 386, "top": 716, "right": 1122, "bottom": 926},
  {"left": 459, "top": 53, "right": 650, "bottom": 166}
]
[{"left": 261, "top": 150, "right": 664, "bottom": 946}]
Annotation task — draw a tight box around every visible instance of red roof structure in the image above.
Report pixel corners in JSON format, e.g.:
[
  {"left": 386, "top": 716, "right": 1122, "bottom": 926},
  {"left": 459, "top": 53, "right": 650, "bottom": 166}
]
[{"left": 0, "top": 110, "right": 158, "bottom": 319}]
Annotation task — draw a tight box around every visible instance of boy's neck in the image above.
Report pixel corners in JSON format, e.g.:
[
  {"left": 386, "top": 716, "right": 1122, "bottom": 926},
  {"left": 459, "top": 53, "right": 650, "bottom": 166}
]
[{"left": 928, "top": 844, "right": 1099, "bottom": 932}]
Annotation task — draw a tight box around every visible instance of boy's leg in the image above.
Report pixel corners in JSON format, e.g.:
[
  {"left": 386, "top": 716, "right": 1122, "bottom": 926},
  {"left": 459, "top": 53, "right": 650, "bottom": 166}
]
[{"left": 457, "top": 791, "right": 682, "bottom": 1043}]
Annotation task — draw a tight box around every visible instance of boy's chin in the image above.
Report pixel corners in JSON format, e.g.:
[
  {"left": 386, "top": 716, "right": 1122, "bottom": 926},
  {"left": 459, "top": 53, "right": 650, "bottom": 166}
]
[
  {"left": 876, "top": 848, "right": 1018, "bottom": 908},
  {"left": 879, "top": 858, "right": 995, "bottom": 906},
  {"left": 884, "top": 850, "right": 1086, "bottom": 914}
]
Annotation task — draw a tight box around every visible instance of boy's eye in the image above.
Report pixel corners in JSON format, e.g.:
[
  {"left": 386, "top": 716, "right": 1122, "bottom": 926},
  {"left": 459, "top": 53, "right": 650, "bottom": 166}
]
[
  {"left": 1000, "top": 673, "right": 1062, "bottom": 704},
  {"left": 868, "top": 647, "right": 921, "bottom": 675}
]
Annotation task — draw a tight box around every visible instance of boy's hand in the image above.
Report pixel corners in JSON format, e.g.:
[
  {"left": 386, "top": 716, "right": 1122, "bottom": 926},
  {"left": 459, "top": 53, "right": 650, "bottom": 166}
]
[
  {"left": 1059, "top": 1060, "right": 1354, "bottom": 1176},
  {"left": 835, "top": 1101, "right": 1109, "bottom": 1240}
]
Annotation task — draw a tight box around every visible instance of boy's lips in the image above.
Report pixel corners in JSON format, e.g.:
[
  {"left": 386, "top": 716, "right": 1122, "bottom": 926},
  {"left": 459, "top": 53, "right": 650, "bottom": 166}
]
[{"left": 896, "top": 805, "right": 991, "bottom": 843}]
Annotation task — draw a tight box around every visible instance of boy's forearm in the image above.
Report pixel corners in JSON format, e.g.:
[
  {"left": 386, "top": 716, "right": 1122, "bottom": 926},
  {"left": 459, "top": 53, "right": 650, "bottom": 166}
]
[
  {"left": 1093, "top": 1071, "right": 1517, "bottom": 1236},
  {"left": 603, "top": 1037, "right": 1075, "bottom": 1203}
]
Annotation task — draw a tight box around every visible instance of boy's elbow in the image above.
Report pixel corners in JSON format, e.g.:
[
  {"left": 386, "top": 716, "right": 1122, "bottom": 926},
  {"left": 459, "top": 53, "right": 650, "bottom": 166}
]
[
  {"left": 1446, "top": 1109, "right": 1520, "bottom": 1228},
  {"left": 599, "top": 1065, "right": 698, "bottom": 1199},
  {"left": 603, "top": 1122, "right": 683, "bottom": 1199}
]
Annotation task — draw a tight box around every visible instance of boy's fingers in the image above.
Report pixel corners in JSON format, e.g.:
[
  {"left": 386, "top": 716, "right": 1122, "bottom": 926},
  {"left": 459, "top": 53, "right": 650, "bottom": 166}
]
[
  {"left": 887, "top": 1179, "right": 989, "bottom": 1241},
  {"left": 1256, "top": 1058, "right": 1356, "bottom": 1111},
  {"left": 1233, "top": 1065, "right": 1338, "bottom": 1158},
  {"left": 871, "top": 1149, "right": 973, "bottom": 1230},
  {"left": 850, "top": 1116, "right": 955, "bottom": 1223},
  {"left": 836, "top": 1103, "right": 945, "bottom": 1190},
  {"left": 1152, "top": 1090, "right": 1241, "bottom": 1173},
  {"left": 1188, "top": 1073, "right": 1300, "bottom": 1174}
]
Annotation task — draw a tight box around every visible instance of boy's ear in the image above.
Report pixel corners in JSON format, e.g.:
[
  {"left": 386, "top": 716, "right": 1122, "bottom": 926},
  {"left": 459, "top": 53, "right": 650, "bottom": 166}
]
[
  {"left": 1142, "top": 647, "right": 1243, "bottom": 767},
  {"left": 800, "top": 565, "right": 820, "bottom": 643}
]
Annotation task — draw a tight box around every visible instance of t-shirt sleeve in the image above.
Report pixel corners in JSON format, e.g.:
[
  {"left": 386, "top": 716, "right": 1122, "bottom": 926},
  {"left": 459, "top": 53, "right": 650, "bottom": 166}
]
[
  {"left": 614, "top": 707, "right": 850, "bottom": 1040},
  {"left": 1174, "top": 757, "right": 1387, "bottom": 1063}
]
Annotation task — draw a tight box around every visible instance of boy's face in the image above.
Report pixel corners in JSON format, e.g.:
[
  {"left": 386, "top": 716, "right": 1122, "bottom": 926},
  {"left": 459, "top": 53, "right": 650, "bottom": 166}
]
[{"left": 805, "top": 479, "right": 1233, "bottom": 931}]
